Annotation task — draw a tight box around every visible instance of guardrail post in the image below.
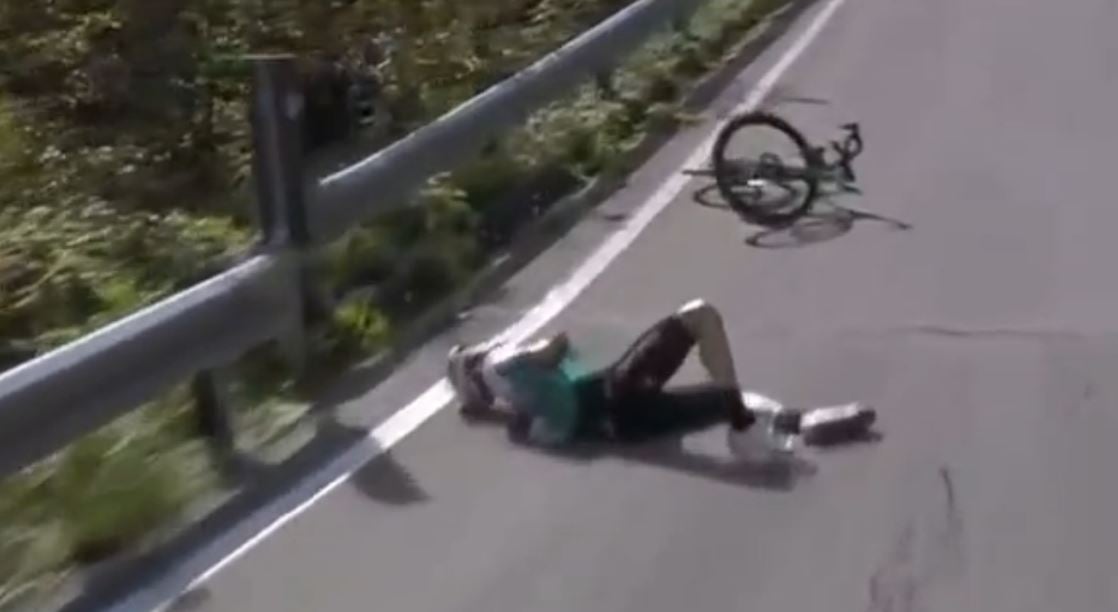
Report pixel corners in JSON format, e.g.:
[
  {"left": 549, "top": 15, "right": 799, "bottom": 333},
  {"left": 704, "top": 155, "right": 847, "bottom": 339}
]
[
  {"left": 192, "top": 369, "right": 237, "bottom": 464},
  {"left": 193, "top": 369, "right": 266, "bottom": 480},
  {"left": 249, "top": 54, "right": 309, "bottom": 247},
  {"left": 595, "top": 70, "right": 618, "bottom": 99},
  {"left": 248, "top": 54, "right": 321, "bottom": 375},
  {"left": 671, "top": 2, "right": 691, "bottom": 35}
]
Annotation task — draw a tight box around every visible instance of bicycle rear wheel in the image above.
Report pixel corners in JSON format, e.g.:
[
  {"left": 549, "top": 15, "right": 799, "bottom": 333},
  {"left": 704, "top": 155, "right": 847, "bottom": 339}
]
[{"left": 711, "top": 111, "right": 819, "bottom": 226}]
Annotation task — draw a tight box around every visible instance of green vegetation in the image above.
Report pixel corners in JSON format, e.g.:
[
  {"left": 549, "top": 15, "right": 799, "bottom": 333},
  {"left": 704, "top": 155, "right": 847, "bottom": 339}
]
[{"left": 0, "top": 0, "right": 786, "bottom": 608}]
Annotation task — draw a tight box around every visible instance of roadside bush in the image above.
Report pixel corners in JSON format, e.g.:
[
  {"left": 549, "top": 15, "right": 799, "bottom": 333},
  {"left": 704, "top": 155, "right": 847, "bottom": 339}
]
[{"left": 0, "top": 0, "right": 787, "bottom": 607}]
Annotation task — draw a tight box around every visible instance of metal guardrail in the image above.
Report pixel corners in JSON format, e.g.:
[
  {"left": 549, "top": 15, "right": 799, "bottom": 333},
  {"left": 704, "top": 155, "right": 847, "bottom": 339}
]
[
  {"left": 0, "top": 0, "right": 713, "bottom": 479},
  {"left": 0, "top": 256, "right": 299, "bottom": 477},
  {"left": 308, "top": 0, "right": 700, "bottom": 243}
]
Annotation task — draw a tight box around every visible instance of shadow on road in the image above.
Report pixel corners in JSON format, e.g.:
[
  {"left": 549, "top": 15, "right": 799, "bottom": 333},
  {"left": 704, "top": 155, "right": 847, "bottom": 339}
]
[
  {"left": 280, "top": 418, "right": 430, "bottom": 506},
  {"left": 746, "top": 201, "right": 912, "bottom": 249},
  {"left": 765, "top": 85, "right": 831, "bottom": 107},
  {"left": 349, "top": 450, "right": 430, "bottom": 506},
  {"left": 691, "top": 183, "right": 912, "bottom": 249},
  {"left": 611, "top": 438, "right": 818, "bottom": 491},
  {"left": 461, "top": 411, "right": 817, "bottom": 492}
]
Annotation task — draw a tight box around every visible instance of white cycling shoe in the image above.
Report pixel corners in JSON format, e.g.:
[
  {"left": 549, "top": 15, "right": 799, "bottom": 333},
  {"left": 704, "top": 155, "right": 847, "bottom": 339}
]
[{"left": 728, "top": 420, "right": 798, "bottom": 464}]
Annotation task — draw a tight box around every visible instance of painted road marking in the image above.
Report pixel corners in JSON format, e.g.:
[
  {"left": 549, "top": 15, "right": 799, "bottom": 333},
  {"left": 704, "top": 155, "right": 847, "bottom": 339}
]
[{"left": 127, "top": 1, "right": 850, "bottom": 609}]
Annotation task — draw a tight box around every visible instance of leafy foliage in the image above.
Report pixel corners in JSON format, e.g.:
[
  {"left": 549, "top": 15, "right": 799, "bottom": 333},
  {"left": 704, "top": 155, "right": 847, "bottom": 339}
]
[
  {"left": 0, "top": 0, "right": 783, "bottom": 607},
  {"left": 0, "top": 391, "right": 218, "bottom": 610}
]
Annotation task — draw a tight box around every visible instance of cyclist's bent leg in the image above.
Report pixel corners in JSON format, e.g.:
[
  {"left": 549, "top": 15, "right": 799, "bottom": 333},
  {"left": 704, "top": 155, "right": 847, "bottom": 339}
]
[
  {"left": 676, "top": 299, "right": 740, "bottom": 389},
  {"left": 609, "top": 384, "right": 749, "bottom": 443},
  {"left": 607, "top": 310, "right": 696, "bottom": 393},
  {"left": 602, "top": 301, "right": 752, "bottom": 437}
]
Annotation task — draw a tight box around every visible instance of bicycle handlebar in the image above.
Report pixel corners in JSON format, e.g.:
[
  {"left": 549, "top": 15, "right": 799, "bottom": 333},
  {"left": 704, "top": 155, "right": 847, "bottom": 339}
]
[
  {"left": 839, "top": 122, "right": 863, "bottom": 158},
  {"left": 824, "top": 122, "right": 862, "bottom": 183}
]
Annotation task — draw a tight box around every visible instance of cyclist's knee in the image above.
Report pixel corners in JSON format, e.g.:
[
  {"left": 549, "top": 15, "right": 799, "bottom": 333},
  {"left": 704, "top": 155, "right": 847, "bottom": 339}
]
[{"left": 676, "top": 299, "right": 723, "bottom": 337}]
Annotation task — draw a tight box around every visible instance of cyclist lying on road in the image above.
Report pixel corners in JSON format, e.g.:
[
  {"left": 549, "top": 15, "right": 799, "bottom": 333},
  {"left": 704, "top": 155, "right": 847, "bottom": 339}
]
[{"left": 447, "top": 299, "right": 876, "bottom": 456}]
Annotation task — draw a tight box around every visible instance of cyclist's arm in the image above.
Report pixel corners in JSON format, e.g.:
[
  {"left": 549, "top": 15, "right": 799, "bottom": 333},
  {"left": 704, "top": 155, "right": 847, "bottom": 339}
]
[
  {"left": 498, "top": 361, "right": 579, "bottom": 448},
  {"left": 490, "top": 335, "right": 570, "bottom": 374},
  {"left": 506, "top": 412, "right": 567, "bottom": 448}
]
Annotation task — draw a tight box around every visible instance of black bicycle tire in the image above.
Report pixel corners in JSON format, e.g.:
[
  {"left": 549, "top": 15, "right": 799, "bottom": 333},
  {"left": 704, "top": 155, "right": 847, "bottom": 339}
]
[{"left": 711, "top": 111, "right": 819, "bottom": 227}]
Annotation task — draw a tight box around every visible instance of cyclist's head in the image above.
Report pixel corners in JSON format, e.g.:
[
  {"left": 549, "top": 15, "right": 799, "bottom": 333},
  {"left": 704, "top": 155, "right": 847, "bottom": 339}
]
[
  {"left": 447, "top": 343, "right": 491, "bottom": 410},
  {"left": 513, "top": 333, "right": 572, "bottom": 370}
]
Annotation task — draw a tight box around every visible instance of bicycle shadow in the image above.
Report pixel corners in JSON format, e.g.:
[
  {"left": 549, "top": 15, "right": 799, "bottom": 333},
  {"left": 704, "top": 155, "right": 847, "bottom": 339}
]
[
  {"left": 691, "top": 183, "right": 913, "bottom": 249},
  {"left": 746, "top": 201, "right": 913, "bottom": 249}
]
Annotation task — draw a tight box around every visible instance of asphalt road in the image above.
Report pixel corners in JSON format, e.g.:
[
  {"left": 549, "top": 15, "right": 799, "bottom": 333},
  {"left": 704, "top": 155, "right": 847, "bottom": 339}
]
[{"left": 180, "top": 0, "right": 1118, "bottom": 610}]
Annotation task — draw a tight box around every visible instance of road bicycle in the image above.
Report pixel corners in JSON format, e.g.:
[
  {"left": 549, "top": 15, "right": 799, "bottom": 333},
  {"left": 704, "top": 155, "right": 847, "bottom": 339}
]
[{"left": 685, "top": 112, "right": 864, "bottom": 227}]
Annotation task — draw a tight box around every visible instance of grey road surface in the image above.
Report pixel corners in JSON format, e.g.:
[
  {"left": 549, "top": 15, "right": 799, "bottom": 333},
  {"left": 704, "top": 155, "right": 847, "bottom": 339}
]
[{"left": 182, "top": 0, "right": 1118, "bottom": 610}]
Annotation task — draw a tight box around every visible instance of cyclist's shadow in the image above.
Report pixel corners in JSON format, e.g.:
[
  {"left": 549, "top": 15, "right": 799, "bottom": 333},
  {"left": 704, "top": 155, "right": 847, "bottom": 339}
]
[
  {"left": 692, "top": 183, "right": 913, "bottom": 249},
  {"left": 461, "top": 410, "right": 816, "bottom": 492}
]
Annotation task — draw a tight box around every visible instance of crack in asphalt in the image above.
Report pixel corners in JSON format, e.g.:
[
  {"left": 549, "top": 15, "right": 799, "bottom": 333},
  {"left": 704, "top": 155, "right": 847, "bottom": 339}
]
[
  {"left": 885, "top": 327, "right": 1104, "bottom": 342},
  {"left": 865, "top": 465, "right": 966, "bottom": 612}
]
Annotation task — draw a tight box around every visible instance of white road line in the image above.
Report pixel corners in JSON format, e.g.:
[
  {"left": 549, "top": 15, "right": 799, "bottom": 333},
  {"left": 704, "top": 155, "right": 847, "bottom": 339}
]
[{"left": 131, "top": 1, "right": 847, "bottom": 609}]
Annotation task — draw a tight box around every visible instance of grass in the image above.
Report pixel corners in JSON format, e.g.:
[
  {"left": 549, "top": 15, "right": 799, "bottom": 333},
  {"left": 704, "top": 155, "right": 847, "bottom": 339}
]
[
  {"left": 0, "top": 391, "right": 218, "bottom": 610},
  {"left": 0, "top": 0, "right": 791, "bottom": 608}
]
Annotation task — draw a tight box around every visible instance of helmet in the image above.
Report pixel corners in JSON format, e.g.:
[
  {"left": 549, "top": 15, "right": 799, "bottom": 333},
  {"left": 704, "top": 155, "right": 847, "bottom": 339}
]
[{"left": 446, "top": 342, "right": 493, "bottom": 413}]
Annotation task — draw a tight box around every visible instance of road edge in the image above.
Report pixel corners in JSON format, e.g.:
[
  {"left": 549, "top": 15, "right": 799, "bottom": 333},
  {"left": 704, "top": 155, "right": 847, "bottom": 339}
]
[{"left": 53, "top": 1, "right": 834, "bottom": 610}]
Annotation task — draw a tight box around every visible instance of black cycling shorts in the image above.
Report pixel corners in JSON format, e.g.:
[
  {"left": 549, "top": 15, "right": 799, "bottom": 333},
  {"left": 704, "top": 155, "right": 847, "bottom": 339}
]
[{"left": 574, "top": 315, "right": 747, "bottom": 442}]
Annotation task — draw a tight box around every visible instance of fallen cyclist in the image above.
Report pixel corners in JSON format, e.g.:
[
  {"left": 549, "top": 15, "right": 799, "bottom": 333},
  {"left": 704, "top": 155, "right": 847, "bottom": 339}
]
[{"left": 447, "top": 299, "right": 876, "bottom": 457}]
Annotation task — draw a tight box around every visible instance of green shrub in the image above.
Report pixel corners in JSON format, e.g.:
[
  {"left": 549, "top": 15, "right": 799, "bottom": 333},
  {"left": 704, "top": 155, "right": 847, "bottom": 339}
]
[
  {"left": 327, "top": 298, "right": 392, "bottom": 357},
  {"left": 0, "top": 393, "right": 218, "bottom": 610},
  {"left": 0, "top": 1, "right": 786, "bottom": 606}
]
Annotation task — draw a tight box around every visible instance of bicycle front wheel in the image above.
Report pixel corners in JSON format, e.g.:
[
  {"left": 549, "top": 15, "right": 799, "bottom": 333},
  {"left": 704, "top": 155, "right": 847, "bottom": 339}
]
[{"left": 711, "top": 111, "right": 819, "bottom": 226}]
